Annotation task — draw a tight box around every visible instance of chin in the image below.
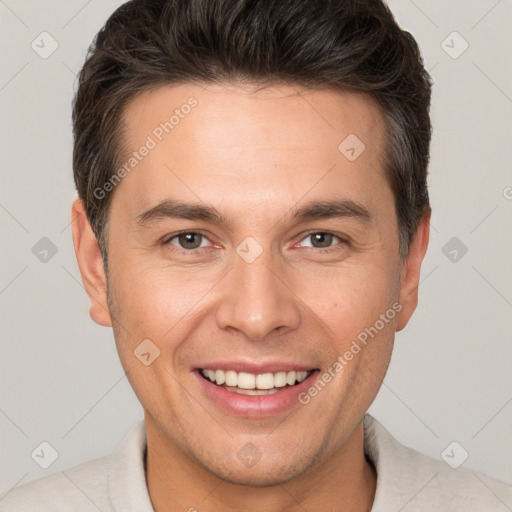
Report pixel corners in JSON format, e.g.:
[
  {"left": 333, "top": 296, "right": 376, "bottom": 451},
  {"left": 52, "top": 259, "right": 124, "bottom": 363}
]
[
  {"left": 212, "top": 465, "right": 305, "bottom": 488},
  {"left": 197, "top": 450, "right": 317, "bottom": 488}
]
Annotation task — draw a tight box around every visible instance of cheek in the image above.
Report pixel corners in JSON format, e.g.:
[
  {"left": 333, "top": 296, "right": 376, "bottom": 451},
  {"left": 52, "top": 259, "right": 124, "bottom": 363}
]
[
  {"left": 303, "top": 260, "right": 400, "bottom": 341},
  {"left": 110, "top": 261, "right": 217, "bottom": 336}
]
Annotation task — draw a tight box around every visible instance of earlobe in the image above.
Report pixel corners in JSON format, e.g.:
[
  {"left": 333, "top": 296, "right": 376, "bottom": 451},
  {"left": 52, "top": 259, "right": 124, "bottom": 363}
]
[
  {"left": 396, "top": 208, "right": 431, "bottom": 332},
  {"left": 71, "top": 198, "right": 112, "bottom": 327}
]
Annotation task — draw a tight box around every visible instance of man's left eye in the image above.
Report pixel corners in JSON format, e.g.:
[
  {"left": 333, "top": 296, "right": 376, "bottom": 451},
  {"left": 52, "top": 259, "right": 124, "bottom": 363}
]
[{"left": 297, "top": 232, "right": 345, "bottom": 250}]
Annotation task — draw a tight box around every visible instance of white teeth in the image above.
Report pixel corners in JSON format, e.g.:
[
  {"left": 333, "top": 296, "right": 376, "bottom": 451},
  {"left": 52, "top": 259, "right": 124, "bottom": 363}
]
[
  {"left": 237, "top": 372, "right": 256, "bottom": 389},
  {"left": 256, "top": 373, "right": 274, "bottom": 390},
  {"left": 296, "top": 371, "right": 308, "bottom": 382},
  {"left": 225, "top": 370, "right": 237, "bottom": 386},
  {"left": 225, "top": 386, "right": 281, "bottom": 395},
  {"left": 200, "top": 368, "right": 312, "bottom": 390},
  {"left": 274, "top": 372, "right": 288, "bottom": 387},
  {"left": 215, "top": 369, "right": 225, "bottom": 385},
  {"left": 286, "top": 371, "right": 296, "bottom": 386}
]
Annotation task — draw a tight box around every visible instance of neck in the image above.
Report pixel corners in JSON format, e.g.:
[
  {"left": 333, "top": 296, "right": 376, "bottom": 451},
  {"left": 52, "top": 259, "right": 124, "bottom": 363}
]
[{"left": 145, "top": 414, "right": 376, "bottom": 512}]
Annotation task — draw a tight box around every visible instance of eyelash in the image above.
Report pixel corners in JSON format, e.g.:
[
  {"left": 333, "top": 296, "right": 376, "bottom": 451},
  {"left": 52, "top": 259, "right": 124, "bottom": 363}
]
[{"left": 162, "top": 230, "right": 349, "bottom": 253}]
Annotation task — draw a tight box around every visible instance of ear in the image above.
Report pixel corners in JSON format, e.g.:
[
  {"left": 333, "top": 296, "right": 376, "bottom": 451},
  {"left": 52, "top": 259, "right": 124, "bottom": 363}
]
[
  {"left": 71, "top": 197, "right": 112, "bottom": 327},
  {"left": 396, "top": 208, "right": 431, "bottom": 332}
]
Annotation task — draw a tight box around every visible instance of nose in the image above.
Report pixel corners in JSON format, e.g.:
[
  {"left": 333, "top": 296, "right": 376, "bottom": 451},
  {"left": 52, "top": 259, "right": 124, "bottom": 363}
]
[{"left": 215, "top": 247, "right": 301, "bottom": 342}]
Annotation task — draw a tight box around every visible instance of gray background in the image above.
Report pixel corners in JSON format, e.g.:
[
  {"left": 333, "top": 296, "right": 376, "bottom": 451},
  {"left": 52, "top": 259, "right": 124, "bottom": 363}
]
[{"left": 1, "top": 0, "right": 511, "bottom": 495}]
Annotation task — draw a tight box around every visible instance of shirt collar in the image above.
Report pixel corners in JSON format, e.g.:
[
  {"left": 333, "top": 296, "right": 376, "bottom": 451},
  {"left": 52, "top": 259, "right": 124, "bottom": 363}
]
[{"left": 108, "top": 420, "right": 154, "bottom": 511}]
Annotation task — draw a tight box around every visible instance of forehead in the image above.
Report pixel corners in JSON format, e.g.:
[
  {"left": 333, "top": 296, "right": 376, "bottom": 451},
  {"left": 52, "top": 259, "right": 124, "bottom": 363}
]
[
  {"left": 122, "top": 82, "right": 384, "bottom": 151},
  {"left": 114, "top": 82, "right": 390, "bottom": 224}
]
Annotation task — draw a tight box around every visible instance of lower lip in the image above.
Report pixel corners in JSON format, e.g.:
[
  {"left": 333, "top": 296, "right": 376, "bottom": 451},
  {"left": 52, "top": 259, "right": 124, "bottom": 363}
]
[{"left": 193, "top": 370, "right": 319, "bottom": 418}]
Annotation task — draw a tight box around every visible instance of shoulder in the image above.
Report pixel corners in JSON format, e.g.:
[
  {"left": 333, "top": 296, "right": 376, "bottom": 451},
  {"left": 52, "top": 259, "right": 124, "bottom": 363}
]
[
  {"left": 364, "top": 414, "right": 512, "bottom": 511},
  {"left": 0, "top": 420, "right": 151, "bottom": 512},
  {"left": 0, "top": 454, "right": 111, "bottom": 511}
]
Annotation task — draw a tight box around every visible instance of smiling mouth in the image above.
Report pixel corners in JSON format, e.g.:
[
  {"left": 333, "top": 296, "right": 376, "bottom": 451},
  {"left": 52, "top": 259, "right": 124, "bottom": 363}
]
[{"left": 199, "top": 368, "right": 315, "bottom": 395}]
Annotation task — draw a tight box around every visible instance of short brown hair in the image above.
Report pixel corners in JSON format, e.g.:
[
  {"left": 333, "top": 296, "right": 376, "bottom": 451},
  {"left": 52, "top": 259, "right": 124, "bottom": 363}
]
[{"left": 72, "top": 0, "right": 432, "bottom": 267}]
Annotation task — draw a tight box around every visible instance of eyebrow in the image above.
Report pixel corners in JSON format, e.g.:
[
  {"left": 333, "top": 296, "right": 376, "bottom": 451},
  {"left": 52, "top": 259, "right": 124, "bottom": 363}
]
[{"left": 135, "top": 198, "right": 372, "bottom": 228}]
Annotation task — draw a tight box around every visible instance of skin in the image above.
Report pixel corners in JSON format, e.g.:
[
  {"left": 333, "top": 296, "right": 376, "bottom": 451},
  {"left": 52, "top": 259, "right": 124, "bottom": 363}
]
[{"left": 72, "top": 82, "right": 430, "bottom": 512}]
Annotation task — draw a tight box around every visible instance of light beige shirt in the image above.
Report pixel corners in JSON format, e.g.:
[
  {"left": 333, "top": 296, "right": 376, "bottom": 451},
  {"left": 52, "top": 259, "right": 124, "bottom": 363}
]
[{"left": 1, "top": 414, "right": 511, "bottom": 511}]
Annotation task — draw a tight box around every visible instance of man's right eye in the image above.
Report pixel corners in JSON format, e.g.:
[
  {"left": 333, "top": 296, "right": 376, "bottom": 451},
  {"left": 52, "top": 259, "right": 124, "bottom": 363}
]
[{"left": 164, "top": 231, "right": 212, "bottom": 251}]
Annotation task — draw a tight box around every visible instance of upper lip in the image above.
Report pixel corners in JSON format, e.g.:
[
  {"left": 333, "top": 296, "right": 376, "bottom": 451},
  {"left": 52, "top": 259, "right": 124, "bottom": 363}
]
[{"left": 192, "top": 360, "right": 319, "bottom": 374}]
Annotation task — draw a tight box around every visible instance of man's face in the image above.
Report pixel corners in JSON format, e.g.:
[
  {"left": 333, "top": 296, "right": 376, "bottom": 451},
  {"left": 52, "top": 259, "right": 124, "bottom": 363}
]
[{"left": 79, "top": 82, "right": 424, "bottom": 485}]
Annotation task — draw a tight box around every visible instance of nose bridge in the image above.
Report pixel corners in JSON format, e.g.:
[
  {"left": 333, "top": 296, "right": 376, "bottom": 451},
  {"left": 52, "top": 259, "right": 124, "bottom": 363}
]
[{"left": 215, "top": 241, "right": 300, "bottom": 341}]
